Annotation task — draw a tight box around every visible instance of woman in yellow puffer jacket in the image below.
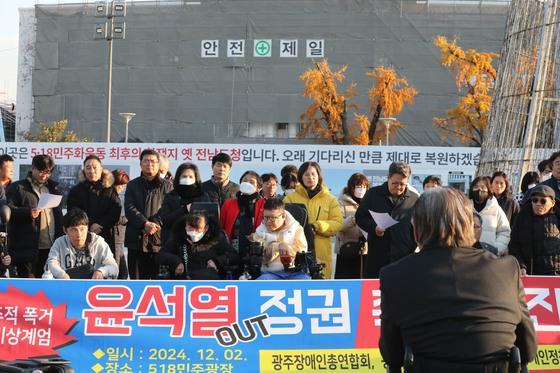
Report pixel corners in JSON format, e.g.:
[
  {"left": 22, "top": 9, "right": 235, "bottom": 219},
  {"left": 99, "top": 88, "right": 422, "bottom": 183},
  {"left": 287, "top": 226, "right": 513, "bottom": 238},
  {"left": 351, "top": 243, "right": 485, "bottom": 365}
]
[{"left": 283, "top": 162, "right": 343, "bottom": 279}]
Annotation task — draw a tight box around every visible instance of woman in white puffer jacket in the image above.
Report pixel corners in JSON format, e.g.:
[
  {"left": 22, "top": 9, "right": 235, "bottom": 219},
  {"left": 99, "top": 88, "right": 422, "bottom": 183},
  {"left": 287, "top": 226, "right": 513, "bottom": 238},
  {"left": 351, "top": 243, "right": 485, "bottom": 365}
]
[{"left": 468, "top": 176, "right": 511, "bottom": 255}]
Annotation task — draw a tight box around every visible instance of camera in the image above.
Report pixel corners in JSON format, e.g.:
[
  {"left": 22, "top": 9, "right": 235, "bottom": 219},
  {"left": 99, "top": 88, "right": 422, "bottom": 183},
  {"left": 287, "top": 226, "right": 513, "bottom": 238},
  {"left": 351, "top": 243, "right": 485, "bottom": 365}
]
[
  {"left": 288, "top": 251, "right": 325, "bottom": 279},
  {"left": 241, "top": 240, "right": 264, "bottom": 279}
]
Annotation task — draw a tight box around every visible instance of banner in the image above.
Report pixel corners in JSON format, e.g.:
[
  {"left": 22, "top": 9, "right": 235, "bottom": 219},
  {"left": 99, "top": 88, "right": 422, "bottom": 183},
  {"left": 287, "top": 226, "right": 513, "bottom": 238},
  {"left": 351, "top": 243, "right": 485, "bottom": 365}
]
[
  {"left": 0, "top": 142, "right": 479, "bottom": 203},
  {"left": 0, "top": 277, "right": 558, "bottom": 373}
]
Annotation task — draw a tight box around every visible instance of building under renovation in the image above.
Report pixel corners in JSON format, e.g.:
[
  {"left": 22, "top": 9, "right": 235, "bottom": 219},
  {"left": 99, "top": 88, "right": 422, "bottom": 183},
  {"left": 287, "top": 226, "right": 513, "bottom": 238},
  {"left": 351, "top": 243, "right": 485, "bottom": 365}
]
[{"left": 17, "top": 0, "right": 509, "bottom": 145}]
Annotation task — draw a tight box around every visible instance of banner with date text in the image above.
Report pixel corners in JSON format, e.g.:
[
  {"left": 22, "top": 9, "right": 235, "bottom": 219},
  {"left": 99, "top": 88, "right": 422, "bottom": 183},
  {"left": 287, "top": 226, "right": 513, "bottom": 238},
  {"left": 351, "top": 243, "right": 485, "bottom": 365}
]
[{"left": 0, "top": 278, "right": 558, "bottom": 373}]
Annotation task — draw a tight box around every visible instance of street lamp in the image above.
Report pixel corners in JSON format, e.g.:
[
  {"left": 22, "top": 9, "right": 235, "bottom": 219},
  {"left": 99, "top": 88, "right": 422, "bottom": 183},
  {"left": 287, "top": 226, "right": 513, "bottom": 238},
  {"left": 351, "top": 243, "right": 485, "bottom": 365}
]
[
  {"left": 119, "top": 112, "right": 135, "bottom": 143},
  {"left": 95, "top": 1, "right": 127, "bottom": 143},
  {"left": 379, "top": 117, "right": 396, "bottom": 146}
]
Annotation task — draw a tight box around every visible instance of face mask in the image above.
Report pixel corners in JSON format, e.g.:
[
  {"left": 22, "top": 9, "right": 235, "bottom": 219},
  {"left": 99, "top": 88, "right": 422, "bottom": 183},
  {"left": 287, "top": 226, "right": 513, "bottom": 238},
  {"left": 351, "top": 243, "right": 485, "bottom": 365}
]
[
  {"left": 354, "top": 187, "right": 367, "bottom": 199},
  {"left": 472, "top": 190, "right": 489, "bottom": 203},
  {"left": 179, "top": 177, "right": 195, "bottom": 186},
  {"left": 285, "top": 189, "right": 295, "bottom": 195},
  {"left": 240, "top": 182, "right": 256, "bottom": 195},
  {"left": 159, "top": 172, "right": 166, "bottom": 179},
  {"left": 528, "top": 183, "right": 537, "bottom": 190},
  {"left": 542, "top": 172, "right": 552, "bottom": 182},
  {"left": 187, "top": 230, "right": 205, "bottom": 243}
]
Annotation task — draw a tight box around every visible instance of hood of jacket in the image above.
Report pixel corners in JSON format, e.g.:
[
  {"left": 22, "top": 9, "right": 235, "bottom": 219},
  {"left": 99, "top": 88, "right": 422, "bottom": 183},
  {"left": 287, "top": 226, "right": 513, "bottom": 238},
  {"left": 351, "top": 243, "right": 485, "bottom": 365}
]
[
  {"left": 254, "top": 209, "right": 299, "bottom": 240},
  {"left": 338, "top": 192, "right": 359, "bottom": 208},
  {"left": 78, "top": 168, "right": 115, "bottom": 188}
]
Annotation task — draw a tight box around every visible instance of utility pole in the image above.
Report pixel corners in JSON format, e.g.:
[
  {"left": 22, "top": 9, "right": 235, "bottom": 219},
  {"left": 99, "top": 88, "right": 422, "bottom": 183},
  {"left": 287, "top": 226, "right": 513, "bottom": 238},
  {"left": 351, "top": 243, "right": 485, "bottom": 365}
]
[{"left": 95, "top": 1, "right": 127, "bottom": 143}]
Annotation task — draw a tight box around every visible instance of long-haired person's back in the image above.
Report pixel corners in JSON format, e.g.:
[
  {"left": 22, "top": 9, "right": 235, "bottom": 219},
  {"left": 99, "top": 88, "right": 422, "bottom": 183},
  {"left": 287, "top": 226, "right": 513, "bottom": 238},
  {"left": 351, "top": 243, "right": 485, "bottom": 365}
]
[{"left": 380, "top": 187, "right": 536, "bottom": 373}]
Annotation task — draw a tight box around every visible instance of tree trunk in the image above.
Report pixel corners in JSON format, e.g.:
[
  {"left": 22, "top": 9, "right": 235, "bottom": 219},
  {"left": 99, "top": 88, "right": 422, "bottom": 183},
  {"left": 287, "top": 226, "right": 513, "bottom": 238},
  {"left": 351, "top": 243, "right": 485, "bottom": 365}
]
[
  {"left": 341, "top": 101, "right": 350, "bottom": 144},
  {"left": 368, "top": 104, "right": 383, "bottom": 145}
]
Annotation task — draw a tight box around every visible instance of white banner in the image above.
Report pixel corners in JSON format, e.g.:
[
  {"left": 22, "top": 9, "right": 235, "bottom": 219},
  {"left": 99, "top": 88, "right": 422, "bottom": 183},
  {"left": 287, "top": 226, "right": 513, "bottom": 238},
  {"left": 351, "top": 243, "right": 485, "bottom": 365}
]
[{"left": 0, "top": 142, "right": 480, "bottom": 202}]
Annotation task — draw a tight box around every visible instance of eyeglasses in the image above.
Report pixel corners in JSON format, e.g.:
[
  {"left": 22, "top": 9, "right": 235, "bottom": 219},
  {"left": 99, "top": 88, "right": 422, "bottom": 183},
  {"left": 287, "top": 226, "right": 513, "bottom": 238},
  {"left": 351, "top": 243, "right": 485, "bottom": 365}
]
[
  {"left": 37, "top": 169, "right": 52, "bottom": 175},
  {"left": 531, "top": 197, "right": 550, "bottom": 205},
  {"left": 263, "top": 215, "right": 283, "bottom": 222}
]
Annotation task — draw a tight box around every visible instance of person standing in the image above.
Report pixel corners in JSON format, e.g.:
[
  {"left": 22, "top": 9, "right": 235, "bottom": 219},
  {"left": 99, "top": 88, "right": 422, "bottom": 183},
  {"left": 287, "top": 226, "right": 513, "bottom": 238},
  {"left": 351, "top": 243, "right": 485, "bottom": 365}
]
[
  {"left": 260, "top": 173, "right": 279, "bottom": 200},
  {"left": 334, "top": 173, "right": 369, "bottom": 279},
  {"left": 380, "top": 187, "right": 536, "bottom": 372},
  {"left": 159, "top": 163, "right": 210, "bottom": 245},
  {"left": 112, "top": 169, "right": 130, "bottom": 279},
  {"left": 491, "top": 171, "right": 519, "bottom": 224},
  {"left": 0, "top": 154, "right": 14, "bottom": 188},
  {"left": 510, "top": 185, "right": 560, "bottom": 276},
  {"left": 284, "top": 162, "right": 342, "bottom": 279},
  {"left": 220, "top": 171, "right": 265, "bottom": 270},
  {"left": 6, "top": 154, "right": 63, "bottom": 277},
  {"left": 541, "top": 151, "right": 560, "bottom": 199},
  {"left": 468, "top": 176, "right": 511, "bottom": 255},
  {"left": 125, "top": 149, "right": 173, "bottom": 279},
  {"left": 201, "top": 152, "right": 239, "bottom": 207},
  {"left": 66, "top": 155, "right": 121, "bottom": 254},
  {"left": 356, "top": 162, "right": 418, "bottom": 279}
]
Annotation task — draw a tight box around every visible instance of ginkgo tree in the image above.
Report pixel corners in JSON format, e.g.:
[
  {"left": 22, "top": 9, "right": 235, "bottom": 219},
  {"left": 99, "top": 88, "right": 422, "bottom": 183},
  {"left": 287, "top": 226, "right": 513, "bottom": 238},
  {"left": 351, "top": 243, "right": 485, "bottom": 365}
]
[
  {"left": 362, "top": 66, "right": 417, "bottom": 145},
  {"left": 299, "top": 59, "right": 363, "bottom": 144},
  {"left": 433, "top": 36, "right": 498, "bottom": 145},
  {"left": 22, "top": 119, "right": 92, "bottom": 142},
  {"left": 299, "top": 60, "right": 417, "bottom": 145}
]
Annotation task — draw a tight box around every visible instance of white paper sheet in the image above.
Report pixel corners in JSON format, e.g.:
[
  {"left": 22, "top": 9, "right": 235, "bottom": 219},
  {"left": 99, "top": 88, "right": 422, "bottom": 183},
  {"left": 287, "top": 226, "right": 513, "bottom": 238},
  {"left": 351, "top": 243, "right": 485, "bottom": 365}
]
[
  {"left": 369, "top": 210, "right": 399, "bottom": 230},
  {"left": 37, "top": 193, "right": 62, "bottom": 209},
  {"left": 358, "top": 228, "right": 369, "bottom": 240}
]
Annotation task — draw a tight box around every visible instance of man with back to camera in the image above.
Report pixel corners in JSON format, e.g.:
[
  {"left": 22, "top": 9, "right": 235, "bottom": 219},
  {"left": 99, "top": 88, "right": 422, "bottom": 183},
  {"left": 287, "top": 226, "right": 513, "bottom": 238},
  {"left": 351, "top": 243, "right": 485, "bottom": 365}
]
[
  {"left": 252, "top": 198, "right": 310, "bottom": 280},
  {"left": 355, "top": 162, "right": 418, "bottom": 278},
  {"left": 380, "top": 187, "right": 536, "bottom": 372},
  {"left": 201, "top": 152, "right": 239, "bottom": 207},
  {"left": 46, "top": 208, "right": 118, "bottom": 279},
  {"left": 6, "top": 154, "right": 63, "bottom": 278},
  {"left": 125, "top": 149, "right": 173, "bottom": 279}
]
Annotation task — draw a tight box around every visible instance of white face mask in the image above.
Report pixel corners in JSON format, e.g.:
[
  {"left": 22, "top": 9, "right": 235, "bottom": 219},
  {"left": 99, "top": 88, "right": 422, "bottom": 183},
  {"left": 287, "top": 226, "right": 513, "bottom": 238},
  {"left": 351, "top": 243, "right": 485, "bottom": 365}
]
[
  {"left": 528, "top": 183, "right": 537, "bottom": 190},
  {"left": 285, "top": 189, "right": 295, "bottom": 195},
  {"left": 239, "top": 182, "right": 257, "bottom": 195},
  {"left": 187, "top": 230, "right": 205, "bottom": 243},
  {"left": 159, "top": 172, "right": 166, "bottom": 179},
  {"left": 542, "top": 172, "right": 552, "bottom": 182},
  {"left": 179, "top": 177, "right": 196, "bottom": 186},
  {"left": 354, "top": 187, "right": 367, "bottom": 199}
]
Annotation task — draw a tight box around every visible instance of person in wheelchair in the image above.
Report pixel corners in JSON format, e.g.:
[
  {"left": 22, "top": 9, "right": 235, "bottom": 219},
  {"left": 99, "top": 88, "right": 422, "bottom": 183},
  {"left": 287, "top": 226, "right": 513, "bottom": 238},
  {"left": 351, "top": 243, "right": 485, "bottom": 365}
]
[
  {"left": 157, "top": 212, "right": 238, "bottom": 280},
  {"left": 380, "top": 187, "right": 536, "bottom": 373},
  {"left": 253, "top": 198, "right": 310, "bottom": 280}
]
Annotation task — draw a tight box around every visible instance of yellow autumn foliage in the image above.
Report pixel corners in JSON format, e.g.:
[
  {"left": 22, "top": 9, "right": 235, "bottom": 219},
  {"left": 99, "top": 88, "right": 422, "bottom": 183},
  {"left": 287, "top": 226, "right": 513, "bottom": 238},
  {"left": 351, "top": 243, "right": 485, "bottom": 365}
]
[{"left": 433, "top": 36, "right": 498, "bottom": 145}]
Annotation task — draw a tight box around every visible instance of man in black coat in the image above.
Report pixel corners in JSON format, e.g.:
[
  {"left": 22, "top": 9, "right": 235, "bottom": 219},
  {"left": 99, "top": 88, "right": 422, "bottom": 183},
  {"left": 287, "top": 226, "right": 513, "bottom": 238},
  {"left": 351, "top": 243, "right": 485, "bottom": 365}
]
[
  {"left": 6, "top": 155, "right": 63, "bottom": 277},
  {"left": 125, "top": 149, "right": 173, "bottom": 279},
  {"left": 66, "top": 155, "right": 121, "bottom": 252},
  {"left": 355, "top": 162, "right": 418, "bottom": 278},
  {"left": 380, "top": 187, "right": 537, "bottom": 372},
  {"left": 541, "top": 151, "right": 560, "bottom": 199},
  {"left": 201, "top": 152, "right": 239, "bottom": 207},
  {"left": 509, "top": 184, "right": 560, "bottom": 275}
]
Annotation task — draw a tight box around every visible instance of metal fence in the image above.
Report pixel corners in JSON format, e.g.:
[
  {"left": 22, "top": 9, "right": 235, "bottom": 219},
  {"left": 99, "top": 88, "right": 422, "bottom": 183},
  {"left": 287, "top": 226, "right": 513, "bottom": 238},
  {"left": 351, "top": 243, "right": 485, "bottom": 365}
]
[{"left": 478, "top": 0, "right": 560, "bottom": 190}]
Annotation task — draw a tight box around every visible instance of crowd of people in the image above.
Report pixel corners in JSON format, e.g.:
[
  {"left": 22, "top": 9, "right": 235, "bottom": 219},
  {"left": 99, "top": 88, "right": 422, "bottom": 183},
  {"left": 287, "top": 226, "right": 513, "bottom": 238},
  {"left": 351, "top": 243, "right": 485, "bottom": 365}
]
[
  {"left": 0, "top": 149, "right": 558, "bottom": 282},
  {"left": 0, "top": 148, "right": 553, "bottom": 370}
]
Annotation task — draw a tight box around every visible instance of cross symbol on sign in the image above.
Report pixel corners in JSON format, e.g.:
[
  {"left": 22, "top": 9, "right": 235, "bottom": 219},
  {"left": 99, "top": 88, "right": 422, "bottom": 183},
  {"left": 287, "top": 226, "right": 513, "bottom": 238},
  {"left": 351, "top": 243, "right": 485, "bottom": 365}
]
[{"left": 255, "top": 40, "right": 271, "bottom": 56}]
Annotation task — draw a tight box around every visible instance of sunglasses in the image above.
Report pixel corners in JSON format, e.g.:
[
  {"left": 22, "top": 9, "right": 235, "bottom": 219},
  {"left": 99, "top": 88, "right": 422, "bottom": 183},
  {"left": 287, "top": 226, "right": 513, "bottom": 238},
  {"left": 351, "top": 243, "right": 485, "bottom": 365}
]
[{"left": 531, "top": 197, "right": 550, "bottom": 205}]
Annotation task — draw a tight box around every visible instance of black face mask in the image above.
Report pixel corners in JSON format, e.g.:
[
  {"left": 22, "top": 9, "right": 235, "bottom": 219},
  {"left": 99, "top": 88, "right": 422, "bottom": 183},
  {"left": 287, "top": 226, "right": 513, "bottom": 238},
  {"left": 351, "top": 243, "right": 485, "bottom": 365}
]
[{"left": 472, "top": 190, "right": 489, "bottom": 203}]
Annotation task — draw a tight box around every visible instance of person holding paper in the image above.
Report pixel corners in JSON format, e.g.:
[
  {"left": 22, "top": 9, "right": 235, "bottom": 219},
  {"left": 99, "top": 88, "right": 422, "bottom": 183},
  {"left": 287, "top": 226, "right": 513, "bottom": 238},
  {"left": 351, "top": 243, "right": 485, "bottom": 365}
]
[
  {"left": 356, "top": 162, "right": 418, "bottom": 278},
  {"left": 6, "top": 154, "right": 63, "bottom": 278}
]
